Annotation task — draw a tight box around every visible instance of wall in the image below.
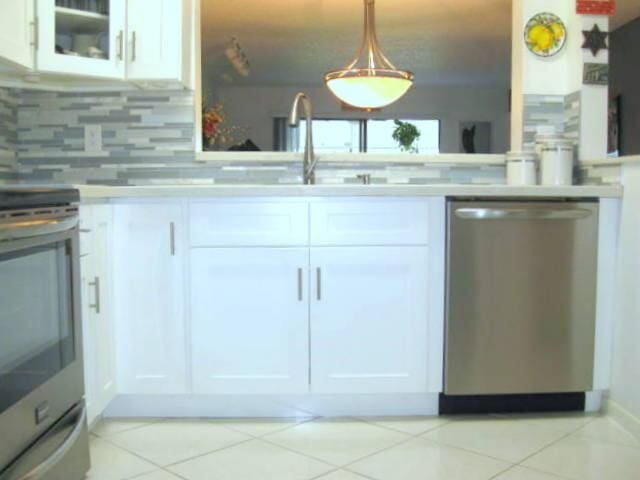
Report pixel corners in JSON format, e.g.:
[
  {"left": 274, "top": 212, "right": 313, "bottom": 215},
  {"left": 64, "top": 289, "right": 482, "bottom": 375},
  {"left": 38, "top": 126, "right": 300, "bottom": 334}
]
[
  {"left": 0, "top": 88, "right": 18, "bottom": 183},
  {"left": 609, "top": 162, "right": 640, "bottom": 429},
  {"left": 215, "top": 85, "right": 511, "bottom": 155},
  {"left": 610, "top": 17, "right": 640, "bottom": 156}
]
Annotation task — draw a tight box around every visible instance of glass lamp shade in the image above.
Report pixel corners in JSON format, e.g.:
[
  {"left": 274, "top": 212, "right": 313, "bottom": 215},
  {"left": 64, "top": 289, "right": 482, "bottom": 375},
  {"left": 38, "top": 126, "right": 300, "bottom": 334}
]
[
  {"left": 325, "top": 69, "right": 413, "bottom": 110},
  {"left": 324, "top": 0, "right": 414, "bottom": 110}
]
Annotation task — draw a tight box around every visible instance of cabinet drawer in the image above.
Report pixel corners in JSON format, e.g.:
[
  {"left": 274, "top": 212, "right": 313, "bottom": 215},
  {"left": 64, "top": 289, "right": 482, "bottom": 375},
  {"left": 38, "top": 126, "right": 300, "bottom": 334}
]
[
  {"left": 189, "top": 200, "right": 309, "bottom": 247},
  {"left": 310, "top": 199, "right": 430, "bottom": 245}
]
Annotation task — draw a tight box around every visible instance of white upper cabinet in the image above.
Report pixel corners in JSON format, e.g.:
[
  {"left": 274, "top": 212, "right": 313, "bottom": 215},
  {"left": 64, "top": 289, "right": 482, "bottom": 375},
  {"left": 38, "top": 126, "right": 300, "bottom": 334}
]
[
  {"left": 190, "top": 248, "right": 310, "bottom": 394},
  {"left": 17, "top": 0, "right": 192, "bottom": 85},
  {"left": 0, "top": 0, "right": 35, "bottom": 70},
  {"left": 310, "top": 247, "right": 430, "bottom": 394},
  {"left": 36, "top": 0, "right": 127, "bottom": 79},
  {"left": 126, "top": 0, "right": 191, "bottom": 85},
  {"left": 113, "top": 202, "right": 187, "bottom": 394}
]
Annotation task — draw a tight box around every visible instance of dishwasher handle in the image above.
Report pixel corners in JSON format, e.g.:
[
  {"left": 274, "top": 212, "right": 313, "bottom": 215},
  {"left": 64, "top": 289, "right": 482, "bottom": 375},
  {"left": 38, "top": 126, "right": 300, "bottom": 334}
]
[{"left": 454, "top": 207, "right": 594, "bottom": 221}]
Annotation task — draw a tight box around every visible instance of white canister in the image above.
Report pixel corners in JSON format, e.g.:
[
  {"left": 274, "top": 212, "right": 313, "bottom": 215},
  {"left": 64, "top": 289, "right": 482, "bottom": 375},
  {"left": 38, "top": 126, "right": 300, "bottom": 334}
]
[
  {"left": 539, "top": 138, "right": 575, "bottom": 186},
  {"left": 506, "top": 151, "right": 537, "bottom": 186}
]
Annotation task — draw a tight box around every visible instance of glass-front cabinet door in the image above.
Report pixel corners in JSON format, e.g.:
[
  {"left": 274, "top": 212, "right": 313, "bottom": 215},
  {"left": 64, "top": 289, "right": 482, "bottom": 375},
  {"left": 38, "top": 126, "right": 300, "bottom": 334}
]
[{"left": 36, "top": 0, "right": 125, "bottom": 78}]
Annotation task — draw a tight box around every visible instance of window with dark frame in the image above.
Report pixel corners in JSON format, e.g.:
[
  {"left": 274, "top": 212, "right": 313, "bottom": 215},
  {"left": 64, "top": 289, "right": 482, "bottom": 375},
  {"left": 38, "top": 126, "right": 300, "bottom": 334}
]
[{"left": 274, "top": 118, "right": 440, "bottom": 154}]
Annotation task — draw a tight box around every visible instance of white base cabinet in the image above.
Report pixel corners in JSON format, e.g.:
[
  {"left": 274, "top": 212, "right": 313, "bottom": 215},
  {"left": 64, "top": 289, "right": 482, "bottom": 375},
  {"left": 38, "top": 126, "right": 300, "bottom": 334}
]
[
  {"left": 190, "top": 248, "right": 309, "bottom": 394},
  {"left": 80, "top": 204, "right": 116, "bottom": 425},
  {"left": 310, "top": 247, "right": 430, "bottom": 394},
  {"left": 108, "top": 197, "right": 446, "bottom": 409},
  {"left": 112, "top": 202, "right": 187, "bottom": 394}
]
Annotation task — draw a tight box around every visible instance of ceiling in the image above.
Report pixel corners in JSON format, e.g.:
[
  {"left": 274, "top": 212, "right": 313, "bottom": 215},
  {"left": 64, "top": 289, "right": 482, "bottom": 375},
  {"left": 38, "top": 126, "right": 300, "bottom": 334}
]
[
  {"left": 201, "top": 0, "right": 640, "bottom": 89},
  {"left": 201, "top": 0, "right": 513, "bottom": 88},
  {"left": 612, "top": 1, "right": 640, "bottom": 29}
]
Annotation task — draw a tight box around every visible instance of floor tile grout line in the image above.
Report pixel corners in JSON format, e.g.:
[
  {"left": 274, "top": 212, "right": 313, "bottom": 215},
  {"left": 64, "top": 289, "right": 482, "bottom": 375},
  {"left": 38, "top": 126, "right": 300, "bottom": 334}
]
[
  {"left": 215, "top": 415, "right": 320, "bottom": 439},
  {"left": 91, "top": 417, "right": 165, "bottom": 438},
  {"left": 91, "top": 435, "right": 170, "bottom": 471},
  {"left": 412, "top": 433, "right": 523, "bottom": 466},
  {"left": 161, "top": 437, "right": 257, "bottom": 470},
  {"left": 485, "top": 464, "right": 571, "bottom": 480},
  {"left": 259, "top": 420, "right": 415, "bottom": 470},
  {"left": 512, "top": 428, "right": 582, "bottom": 470},
  {"left": 98, "top": 430, "right": 255, "bottom": 472},
  {"left": 511, "top": 412, "right": 631, "bottom": 473},
  {"left": 355, "top": 417, "right": 455, "bottom": 437}
]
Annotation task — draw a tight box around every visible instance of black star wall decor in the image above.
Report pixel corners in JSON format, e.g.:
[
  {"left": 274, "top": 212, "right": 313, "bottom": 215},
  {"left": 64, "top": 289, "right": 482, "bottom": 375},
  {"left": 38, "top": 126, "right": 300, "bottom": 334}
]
[{"left": 582, "top": 24, "right": 609, "bottom": 56}]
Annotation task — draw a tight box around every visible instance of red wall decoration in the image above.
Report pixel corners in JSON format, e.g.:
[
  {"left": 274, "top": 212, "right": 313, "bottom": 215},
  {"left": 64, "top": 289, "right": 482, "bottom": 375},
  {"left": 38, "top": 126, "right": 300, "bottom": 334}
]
[{"left": 577, "top": 0, "right": 616, "bottom": 15}]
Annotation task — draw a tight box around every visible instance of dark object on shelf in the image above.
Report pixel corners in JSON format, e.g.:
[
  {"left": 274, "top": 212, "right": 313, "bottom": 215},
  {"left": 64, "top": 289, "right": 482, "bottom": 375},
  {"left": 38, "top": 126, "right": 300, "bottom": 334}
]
[
  {"left": 608, "top": 94, "right": 622, "bottom": 156},
  {"left": 228, "top": 139, "right": 260, "bottom": 151},
  {"left": 461, "top": 124, "right": 476, "bottom": 153},
  {"left": 55, "top": 44, "right": 65, "bottom": 54},
  {"left": 582, "top": 24, "right": 609, "bottom": 56},
  {"left": 439, "top": 393, "right": 586, "bottom": 415}
]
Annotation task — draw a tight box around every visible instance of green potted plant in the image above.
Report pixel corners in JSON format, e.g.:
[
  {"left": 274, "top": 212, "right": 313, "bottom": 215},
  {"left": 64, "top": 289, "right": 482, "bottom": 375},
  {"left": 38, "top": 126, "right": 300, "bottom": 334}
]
[{"left": 392, "top": 120, "right": 421, "bottom": 153}]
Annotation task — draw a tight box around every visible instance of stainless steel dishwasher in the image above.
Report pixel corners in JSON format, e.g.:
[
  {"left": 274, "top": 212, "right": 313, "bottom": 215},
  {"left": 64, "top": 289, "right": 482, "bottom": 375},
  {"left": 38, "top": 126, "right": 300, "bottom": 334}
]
[{"left": 444, "top": 199, "right": 599, "bottom": 396}]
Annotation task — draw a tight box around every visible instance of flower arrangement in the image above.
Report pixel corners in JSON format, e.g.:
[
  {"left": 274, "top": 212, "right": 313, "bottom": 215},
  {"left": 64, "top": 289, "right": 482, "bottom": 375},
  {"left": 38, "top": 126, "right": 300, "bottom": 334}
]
[{"left": 202, "top": 102, "right": 245, "bottom": 150}]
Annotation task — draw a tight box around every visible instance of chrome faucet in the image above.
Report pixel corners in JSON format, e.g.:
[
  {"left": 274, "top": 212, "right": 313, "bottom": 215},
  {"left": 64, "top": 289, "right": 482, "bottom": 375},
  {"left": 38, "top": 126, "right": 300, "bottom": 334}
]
[{"left": 288, "top": 92, "right": 317, "bottom": 185}]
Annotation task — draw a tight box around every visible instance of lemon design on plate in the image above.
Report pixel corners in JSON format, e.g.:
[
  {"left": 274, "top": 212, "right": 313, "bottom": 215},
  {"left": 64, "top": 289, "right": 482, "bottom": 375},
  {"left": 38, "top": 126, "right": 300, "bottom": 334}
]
[{"left": 525, "top": 13, "right": 567, "bottom": 57}]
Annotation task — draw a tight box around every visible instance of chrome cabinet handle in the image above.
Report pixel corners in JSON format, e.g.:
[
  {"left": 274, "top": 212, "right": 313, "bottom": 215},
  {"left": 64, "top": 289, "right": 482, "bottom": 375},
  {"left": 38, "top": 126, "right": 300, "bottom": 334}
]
[
  {"left": 116, "top": 30, "right": 124, "bottom": 60},
  {"left": 89, "top": 277, "right": 101, "bottom": 314},
  {"left": 131, "top": 31, "right": 137, "bottom": 62},
  {"left": 316, "top": 268, "right": 322, "bottom": 301},
  {"left": 454, "top": 207, "right": 593, "bottom": 221},
  {"left": 297, "top": 268, "right": 303, "bottom": 301},
  {"left": 170, "top": 222, "right": 176, "bottom": 256},
  {"left": 15, "top": 406, "right": 87, "bottom": 480},
  {"left": 79, "top": 228, "right": 91, "bottom": 233}
]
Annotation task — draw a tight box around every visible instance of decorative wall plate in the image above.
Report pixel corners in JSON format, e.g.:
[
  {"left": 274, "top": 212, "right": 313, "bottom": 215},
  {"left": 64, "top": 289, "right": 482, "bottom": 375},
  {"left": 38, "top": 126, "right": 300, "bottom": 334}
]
[{"left": 525, "top": 13, "right": 567, "bottom": 57}]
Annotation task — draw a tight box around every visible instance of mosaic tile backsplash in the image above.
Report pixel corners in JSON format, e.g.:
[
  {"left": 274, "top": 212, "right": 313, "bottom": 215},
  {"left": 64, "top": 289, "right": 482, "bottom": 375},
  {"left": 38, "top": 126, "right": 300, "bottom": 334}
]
[
  {"left": 522, "top": 91, "right": 581, "bottom": 149},
  {"left": 0, "top": 88, "right": 18, "bottom": 183},
  {"left": 1, "top": 87, "right": 506, "bottom": 186},
  {"left": 0, "top": 87, "right": 616, "bottom": 186}
]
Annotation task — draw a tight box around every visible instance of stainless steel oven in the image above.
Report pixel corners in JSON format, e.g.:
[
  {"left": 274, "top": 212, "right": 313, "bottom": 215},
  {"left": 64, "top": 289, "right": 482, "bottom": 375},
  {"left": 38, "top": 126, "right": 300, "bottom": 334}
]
[{"left": 0, "top": 188, "right": 89, "bottom": 480}]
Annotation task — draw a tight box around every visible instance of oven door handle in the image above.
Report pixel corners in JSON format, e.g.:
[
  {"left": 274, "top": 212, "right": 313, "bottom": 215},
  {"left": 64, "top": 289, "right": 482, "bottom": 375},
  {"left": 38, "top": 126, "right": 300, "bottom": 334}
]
[
  {"left": 13, "top": 406, "right": 86, "bottom": 480},
  {"left": 0, "top": 215, "right": 79, "bottom": 241}
]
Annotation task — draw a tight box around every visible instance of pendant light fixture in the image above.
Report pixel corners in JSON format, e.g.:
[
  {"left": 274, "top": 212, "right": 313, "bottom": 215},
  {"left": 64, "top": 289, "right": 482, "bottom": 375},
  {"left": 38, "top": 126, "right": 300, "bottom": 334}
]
[{"left": 324, "top": 0, "right": 414, "bottom": 110}]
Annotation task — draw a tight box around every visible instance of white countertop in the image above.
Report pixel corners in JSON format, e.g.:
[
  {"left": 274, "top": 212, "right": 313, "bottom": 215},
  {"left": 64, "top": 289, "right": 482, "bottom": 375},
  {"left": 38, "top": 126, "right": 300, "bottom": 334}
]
[{"left": 78, "top": 184, "right": 623, "bottom": 200}]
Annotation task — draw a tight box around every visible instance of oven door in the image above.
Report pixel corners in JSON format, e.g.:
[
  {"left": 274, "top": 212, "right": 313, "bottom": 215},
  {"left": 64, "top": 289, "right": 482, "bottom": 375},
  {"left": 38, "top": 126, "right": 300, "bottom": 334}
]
[{"left": 0, "top": 227, "right": 85, "bottom": 473}]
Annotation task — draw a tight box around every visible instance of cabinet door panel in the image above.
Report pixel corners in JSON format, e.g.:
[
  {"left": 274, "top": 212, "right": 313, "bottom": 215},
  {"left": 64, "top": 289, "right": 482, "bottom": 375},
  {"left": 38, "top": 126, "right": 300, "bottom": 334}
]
[
  {"left": 191, "top": 248, "right": 309, "bottom": 394},
  {"left": 91, "top": 205, "right": 116, "bottom": 409},
  {"left": 0, "top": 0, "right": 35, "bottom": 69},
  {"left": 126, "top": 0, "right": 181, "bottom": 80},
  {"left": 80, "top": 254, "right": 98, "bottom": 424},
  {"left": 310, "top": 199, "right": 430, "bottom": 246},
  {"left": 113, "top": 203, "right": 186, "bottom": 394},
  {"left": 310, "top": 247, "right": 429, "bottom": 394}
]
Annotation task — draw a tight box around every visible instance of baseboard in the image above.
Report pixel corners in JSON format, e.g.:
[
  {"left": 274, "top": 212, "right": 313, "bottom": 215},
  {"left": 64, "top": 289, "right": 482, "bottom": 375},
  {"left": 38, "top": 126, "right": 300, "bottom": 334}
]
[
  {"left": 104, "top": 393, "right": 440, "bottom": 418},
  {"left": 603, "top": 397, "right": 640, "bottom": 441}
]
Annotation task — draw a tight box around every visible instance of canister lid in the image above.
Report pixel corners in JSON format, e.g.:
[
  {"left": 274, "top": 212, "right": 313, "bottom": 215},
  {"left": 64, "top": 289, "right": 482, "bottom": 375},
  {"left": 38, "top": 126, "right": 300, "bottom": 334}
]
[{"left": 506, "top": 151, "right": 537, "bottom": 162}]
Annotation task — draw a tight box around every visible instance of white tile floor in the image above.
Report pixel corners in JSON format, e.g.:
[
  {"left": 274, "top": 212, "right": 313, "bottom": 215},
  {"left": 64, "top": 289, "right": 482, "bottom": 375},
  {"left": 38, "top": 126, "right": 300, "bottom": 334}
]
[{"left": 86, "top": 413, "right": 640, "bottom": 480}]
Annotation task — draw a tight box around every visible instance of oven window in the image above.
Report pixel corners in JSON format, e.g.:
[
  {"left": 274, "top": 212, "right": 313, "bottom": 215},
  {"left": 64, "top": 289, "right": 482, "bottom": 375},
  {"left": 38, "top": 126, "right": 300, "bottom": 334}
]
[{"left": 0, "top": 240, "right": 75, "bottom": 415}]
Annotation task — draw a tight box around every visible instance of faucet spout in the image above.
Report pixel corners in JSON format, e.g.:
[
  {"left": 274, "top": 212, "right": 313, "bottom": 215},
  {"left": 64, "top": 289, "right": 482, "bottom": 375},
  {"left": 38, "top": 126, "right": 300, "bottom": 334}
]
[{"left": 289, "top": 92, "right": 317, "bottom": 185}]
